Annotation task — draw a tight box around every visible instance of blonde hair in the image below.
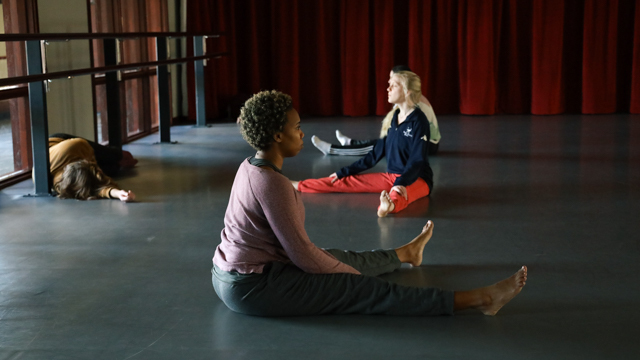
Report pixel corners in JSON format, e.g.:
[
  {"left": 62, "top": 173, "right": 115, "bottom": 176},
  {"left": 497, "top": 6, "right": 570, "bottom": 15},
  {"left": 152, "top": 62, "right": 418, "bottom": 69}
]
[
  {"left": 379, "top": 109, "right": 396, "bottom": 138},
  {"left": 392, "top": 71, "right": 421, "bottom": 105},
  {"left": 55, "top": 160, "right": 115, "bottom": 200},
  {"left": 380, "top": 71, "right": 422, "bottom": 139},
  {"left": 380, "top": 71, "right": 422, "bottom": 137}
]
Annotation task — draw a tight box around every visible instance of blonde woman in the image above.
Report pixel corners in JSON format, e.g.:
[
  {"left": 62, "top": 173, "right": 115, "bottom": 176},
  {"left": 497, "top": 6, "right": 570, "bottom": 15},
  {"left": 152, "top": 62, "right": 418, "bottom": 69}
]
[
  {"left": 311, "top": 65, "right": 441, "bottom": 156},
  {"left": 294, "top": 71, "right": 432, "bottom": 217}
]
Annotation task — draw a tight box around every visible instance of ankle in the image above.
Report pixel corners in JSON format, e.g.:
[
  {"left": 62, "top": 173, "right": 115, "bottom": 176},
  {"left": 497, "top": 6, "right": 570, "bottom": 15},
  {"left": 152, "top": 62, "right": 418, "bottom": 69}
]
[
  {"left": 394, "top": 246, "right": 409, "bottom": 263},
  {"left": 479, "top": 291, "right": 492, "bottom": 308},
  {"left": 335, "top": 130, "right": 352, "bottom": 146},
  {"left": 454, "top": 290, "right": 489, "bottom": 311}
]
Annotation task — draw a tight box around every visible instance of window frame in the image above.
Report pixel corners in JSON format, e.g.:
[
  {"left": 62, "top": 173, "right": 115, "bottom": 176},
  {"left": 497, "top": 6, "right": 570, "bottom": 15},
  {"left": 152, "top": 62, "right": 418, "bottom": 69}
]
[{"left": 0, "top": 0, "right": 38, "bottom": 187}]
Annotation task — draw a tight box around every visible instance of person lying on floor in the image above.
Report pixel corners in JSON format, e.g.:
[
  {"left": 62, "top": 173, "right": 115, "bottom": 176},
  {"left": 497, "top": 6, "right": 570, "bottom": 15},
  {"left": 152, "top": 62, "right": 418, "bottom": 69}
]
[
  {"left": 46, "top": 133, "right": 137, "bottom": 201},
  {"left": 311, "top": 65, "right": 441, "bottom": 156},
  {"left": 293, "top": 71, "right": 432, "bottom": 217},
  {"left": 212, "top": 90, "right": 527, "bottom": 317}
]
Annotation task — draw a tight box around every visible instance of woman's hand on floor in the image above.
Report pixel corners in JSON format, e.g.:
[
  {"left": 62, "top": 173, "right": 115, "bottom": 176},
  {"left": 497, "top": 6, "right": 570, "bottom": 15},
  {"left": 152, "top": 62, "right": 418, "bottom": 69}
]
[{"left": 111, "top": 189, "right": 136, "bottom": 202}]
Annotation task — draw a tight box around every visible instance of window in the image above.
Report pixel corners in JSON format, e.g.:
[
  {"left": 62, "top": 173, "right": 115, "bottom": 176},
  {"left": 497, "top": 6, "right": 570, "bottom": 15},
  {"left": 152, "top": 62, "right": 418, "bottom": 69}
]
[
  {"left": 0, "top": 0, "right": 37, "bottom": 185},
  {"left": 89, "top": 0, "right": 170, "bottom": 144}
]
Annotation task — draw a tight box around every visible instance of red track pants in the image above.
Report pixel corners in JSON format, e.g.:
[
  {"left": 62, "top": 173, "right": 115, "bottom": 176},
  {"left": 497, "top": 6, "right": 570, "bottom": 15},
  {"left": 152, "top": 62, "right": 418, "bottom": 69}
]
[{"left": 298, "top": 173, "right": 430, "bottom": 214}]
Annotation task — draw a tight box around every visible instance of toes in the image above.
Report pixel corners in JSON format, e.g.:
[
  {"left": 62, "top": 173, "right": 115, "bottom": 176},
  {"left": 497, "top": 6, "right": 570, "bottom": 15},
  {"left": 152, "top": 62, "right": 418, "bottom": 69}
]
[{"left": 422, "top": 220, "right": 434, "bottom": 234}]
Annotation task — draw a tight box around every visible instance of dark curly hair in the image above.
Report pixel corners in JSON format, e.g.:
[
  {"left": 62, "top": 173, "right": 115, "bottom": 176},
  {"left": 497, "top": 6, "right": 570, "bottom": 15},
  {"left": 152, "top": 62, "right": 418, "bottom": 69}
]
[{"left": 240, "top": 90, "right": 293, "bottom": 151}]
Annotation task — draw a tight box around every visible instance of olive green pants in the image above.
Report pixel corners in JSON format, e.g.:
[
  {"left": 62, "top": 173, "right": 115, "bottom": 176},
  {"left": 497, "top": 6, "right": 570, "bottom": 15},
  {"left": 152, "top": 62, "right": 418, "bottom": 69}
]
[{"left": 212, "top": 249, "right": 454, "bottom": 316}]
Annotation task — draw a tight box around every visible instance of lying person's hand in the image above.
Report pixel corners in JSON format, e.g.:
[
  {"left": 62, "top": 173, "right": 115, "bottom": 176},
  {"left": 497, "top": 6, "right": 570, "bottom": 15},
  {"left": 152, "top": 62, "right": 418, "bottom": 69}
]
[
  {"left": 113, "top": 189, "right": 136, "bottom": 202},
  {"left": 330, "top": 173, "right": 339, "bottom": 184}
]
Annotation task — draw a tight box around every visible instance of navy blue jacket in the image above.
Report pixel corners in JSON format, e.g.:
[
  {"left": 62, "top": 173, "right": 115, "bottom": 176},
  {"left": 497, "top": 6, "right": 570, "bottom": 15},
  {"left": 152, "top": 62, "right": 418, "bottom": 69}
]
[{"left": 336, "top": 107, "right": 434, "bottom": 190}]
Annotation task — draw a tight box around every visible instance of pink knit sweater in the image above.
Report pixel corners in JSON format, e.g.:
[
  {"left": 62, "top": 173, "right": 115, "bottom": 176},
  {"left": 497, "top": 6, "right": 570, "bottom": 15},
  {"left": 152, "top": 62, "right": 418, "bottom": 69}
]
[{"left": 213, "top": 159, "right": 360, "bottom": 275}]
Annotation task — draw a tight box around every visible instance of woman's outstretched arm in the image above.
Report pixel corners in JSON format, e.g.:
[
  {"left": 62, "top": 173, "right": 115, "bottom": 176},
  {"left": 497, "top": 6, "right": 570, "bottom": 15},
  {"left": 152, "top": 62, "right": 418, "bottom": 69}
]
[
  {"left": 335, "top": 138, "right": 386, "bottom": 179},
  {"left": 109, "top": 189, "right": 136, "bottom": 202}
]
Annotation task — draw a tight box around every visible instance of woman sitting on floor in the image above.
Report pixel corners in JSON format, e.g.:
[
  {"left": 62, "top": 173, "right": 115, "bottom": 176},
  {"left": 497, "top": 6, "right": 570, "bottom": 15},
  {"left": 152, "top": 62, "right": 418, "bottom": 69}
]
[
  {"left": 293, "top": 71, "right": 432, "bottom": 217},
  {"left": 311, "top": 65, "right": 441, "bottom": 156},
  {"left": 212, "top": 90, "right": 527, "bottom": 317},
  {"left": 47, "top": 133, "right": 137, "bottom": 201}
]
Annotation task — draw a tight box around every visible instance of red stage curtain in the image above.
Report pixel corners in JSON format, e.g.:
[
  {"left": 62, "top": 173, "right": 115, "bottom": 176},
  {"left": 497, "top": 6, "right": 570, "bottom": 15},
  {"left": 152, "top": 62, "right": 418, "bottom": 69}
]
[
  {"left": 407, "top": 0, "right": 459, "bottom": 114},
  {"left": 499, "top": 0, "right": 531, "bottom": 114},
  {"left": 407, "top": 0, "right": 432, "bottom": 109},
  {"left": 270, "top": 0, "right": 300, "bottom": 110},
  {"left": 631, "top": 0, "right": 640, "bottom": 114},
  {"left": 457, "top": 0, "right": 502, "bottom": 115},
  {"left": 340, "top": 0, "right": 371, "bottom": 116},
  {"left": 582, "top": 0, "right": 618, "bottom": 114},
  {"left": 298, "top": 0, "right": 342, "bottom": 116},
  {"left": 187, "top": 0, "right": 640, "bottom": 120},
  {"left": 373, "top": 0, "right": 395, "bottom": 116},
  {"left": 185, "top": 0, "right": 237, "bottom": 120},
  {"left": 531, "top": 0, "right": 565, "bottom": 115},
  {"left": 407, "top": 0, "right": 455, "bottom": 114}
]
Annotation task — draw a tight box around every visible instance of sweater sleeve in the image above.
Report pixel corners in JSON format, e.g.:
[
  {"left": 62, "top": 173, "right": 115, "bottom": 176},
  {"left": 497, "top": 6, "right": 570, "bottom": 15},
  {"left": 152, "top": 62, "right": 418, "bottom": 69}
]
[
  {"left": 255, "top": 175, "right": 360, "bottom": 275},
  {"left": 394, "top": 118, "right": 430, "bottom": 187},
  {"left": 97, "top": 185, "right": 118, "bottom": 199},
  {"left": 335, "top": 138, "right": 386, "bottom": 179}
]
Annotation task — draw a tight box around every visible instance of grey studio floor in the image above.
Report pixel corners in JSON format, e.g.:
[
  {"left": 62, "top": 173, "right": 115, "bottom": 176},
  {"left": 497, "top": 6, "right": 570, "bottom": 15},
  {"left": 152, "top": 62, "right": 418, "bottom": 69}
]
[{"left": 1, "top": 114, "right": 640, "bottom": 360}]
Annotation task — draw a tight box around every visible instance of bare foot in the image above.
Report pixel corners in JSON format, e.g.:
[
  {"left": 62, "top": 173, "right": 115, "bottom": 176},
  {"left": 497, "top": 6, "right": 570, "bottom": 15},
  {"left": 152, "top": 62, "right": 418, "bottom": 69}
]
[
  {"left": 377, "top": 190, "right": 395, "bottom": 217},
  {"left": 395, "top": 221, "right": 434, "bottom": 266},
  {"left": 291, "top": 180, "right": 300, "bottom": 191},
  {"left": 478, "top": 266, "right": 528, "bottom": 316}
]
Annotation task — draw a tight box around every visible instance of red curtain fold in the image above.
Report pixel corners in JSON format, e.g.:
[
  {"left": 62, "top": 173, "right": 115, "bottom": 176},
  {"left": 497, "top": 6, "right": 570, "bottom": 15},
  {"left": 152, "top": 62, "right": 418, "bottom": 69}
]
[
  {"left": 457, "top": 0, "right": 503, "bottom": 115},
  {"left": 407, "top": 0, "right": 430, "bottom": 101},
  {"left": 244, "top": 0, "right": 272, "bottom": 92},
  {"left": 531, "top": 0, "right": 565, "bottom": 115},
  {"left": 373, "top": 0, "right": 395, "bottom": 115},
  {"left": 340, "top": 0, "right": 370, "bottom": 116},
  {"left": 298, "top": 0, "right": 342, "bottom": 115},
  {"left": 631, "top": 0, "right": 640, "bottom": 114},
  {"left": 407, "top": 0, "right": 432, "bottom": 111},
  {"left": 582, "top": 0, "right": 619, "bottom": 114},
  {"left": 213, "top": 0, "right": 237, "bottom": 105},
  {"left": 498, "top": 0, "right": 531, "bottom": 114},
  {"left": 406, "top": 0, "right": 459, "bottom": 114},
  {"left": 186, "top": 0, "right": 237, "bottom": 120},
  {"left": 187, "top": 0, "right": 640, "bottom": 120},
  {"left": 425, "top": 0, "right": 459, "bottom": 114},
  {"left": 270, "top": 0, "right": 300, "bottom": 110}
]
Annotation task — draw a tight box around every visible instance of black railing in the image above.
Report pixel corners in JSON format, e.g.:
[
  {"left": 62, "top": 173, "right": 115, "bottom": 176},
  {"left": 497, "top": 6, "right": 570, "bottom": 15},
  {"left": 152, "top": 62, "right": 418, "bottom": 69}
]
[{"left": 0, "top": 32, "right": 226, "bottom": 196}]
